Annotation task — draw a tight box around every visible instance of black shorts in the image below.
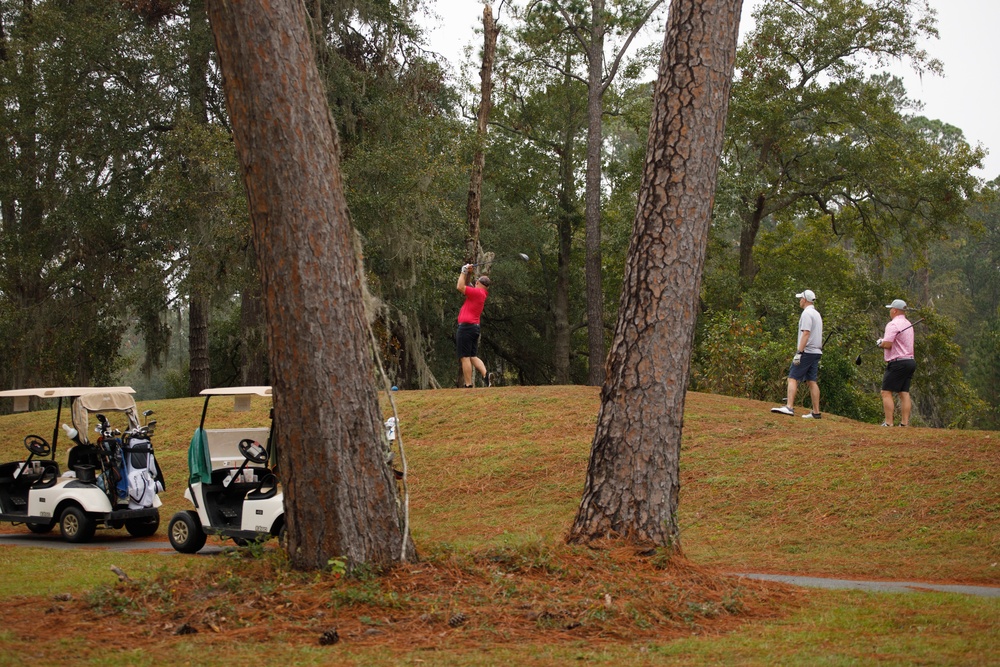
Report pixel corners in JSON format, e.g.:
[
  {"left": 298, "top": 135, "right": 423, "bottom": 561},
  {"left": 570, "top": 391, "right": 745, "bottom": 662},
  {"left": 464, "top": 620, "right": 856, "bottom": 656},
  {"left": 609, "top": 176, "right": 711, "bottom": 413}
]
[
  {"left": 882, "top": 358, "right": 916, "bottom": 393},
  {"left": 788, "top": 352, "right": 821, "bottom": 382},
  {"left": 456, "top": 323, "right": 480, "bottom": 359}
]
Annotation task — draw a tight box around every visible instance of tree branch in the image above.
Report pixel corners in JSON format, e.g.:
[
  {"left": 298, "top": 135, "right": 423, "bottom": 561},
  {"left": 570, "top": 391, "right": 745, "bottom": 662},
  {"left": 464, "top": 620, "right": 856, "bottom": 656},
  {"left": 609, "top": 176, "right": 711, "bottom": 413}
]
[{"left": 603, "top": 0, "right": 665, "bottom": 95}]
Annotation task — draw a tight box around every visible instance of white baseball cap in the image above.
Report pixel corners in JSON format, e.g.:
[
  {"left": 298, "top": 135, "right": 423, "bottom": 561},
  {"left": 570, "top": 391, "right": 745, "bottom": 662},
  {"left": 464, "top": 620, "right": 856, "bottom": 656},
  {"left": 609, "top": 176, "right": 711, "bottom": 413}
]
[
  {"left": 796, "top": 289, "right": 816, "bottom": 303},
  {"left": 886, "top": 299, "right": 907, "bottom": 310}
]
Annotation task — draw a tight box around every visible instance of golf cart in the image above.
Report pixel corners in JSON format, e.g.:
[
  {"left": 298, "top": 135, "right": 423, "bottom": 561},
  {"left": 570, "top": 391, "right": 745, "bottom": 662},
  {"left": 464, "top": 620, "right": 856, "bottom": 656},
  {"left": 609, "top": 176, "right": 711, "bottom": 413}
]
[
  {"left": 0, "top": 387, "right": 164, "bottom": 543},
  {"left": 168, "top": 386, "right": 283, "bottom": 553}
]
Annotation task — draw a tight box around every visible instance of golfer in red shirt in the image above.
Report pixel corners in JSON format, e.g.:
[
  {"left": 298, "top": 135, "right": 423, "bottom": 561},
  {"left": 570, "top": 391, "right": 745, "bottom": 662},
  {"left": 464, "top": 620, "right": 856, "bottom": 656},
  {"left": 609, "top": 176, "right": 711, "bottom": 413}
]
[{"left": 456, "top": 264, "right": 492, "bottom": 388}]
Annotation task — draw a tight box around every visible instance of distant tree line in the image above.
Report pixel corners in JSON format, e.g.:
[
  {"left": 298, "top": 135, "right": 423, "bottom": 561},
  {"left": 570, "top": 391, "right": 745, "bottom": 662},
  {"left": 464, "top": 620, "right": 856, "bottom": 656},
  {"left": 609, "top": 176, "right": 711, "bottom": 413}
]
[{"left": 1, "top": 0, "right": 997, "bottom": 428}]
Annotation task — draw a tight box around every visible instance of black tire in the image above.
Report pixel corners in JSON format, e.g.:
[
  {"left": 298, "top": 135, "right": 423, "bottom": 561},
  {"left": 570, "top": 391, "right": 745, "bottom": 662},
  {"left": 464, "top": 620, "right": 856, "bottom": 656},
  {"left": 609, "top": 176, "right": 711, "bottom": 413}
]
[
  {"left": 26, "top": 520, "right": 55, "bottom": 534},
  {"left": 232, "top": 536, "right": 253, "bottom": 547},
  {"left": 125, "top": 512, "right": 160, "bottom": 538},
  {"left": 168, "top": 511, "right": 206, "bottom": 554},
  {"left": 59, "top": 506, "right": 95, "bottom": 543}
]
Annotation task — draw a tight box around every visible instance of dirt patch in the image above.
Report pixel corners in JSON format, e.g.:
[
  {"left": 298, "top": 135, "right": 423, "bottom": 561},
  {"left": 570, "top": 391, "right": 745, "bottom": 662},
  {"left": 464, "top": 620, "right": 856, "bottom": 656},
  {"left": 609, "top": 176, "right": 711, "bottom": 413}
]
[{"left": 2, "top": 544, "right": 801, "bottom": 655}]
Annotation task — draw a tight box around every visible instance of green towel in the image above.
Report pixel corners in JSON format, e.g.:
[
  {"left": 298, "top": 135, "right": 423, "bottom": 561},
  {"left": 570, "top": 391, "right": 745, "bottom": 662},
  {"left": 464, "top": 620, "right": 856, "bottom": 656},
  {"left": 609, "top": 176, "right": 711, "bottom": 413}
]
[{"left": 187, "top": 428, "right": 212, "bottom": 485}]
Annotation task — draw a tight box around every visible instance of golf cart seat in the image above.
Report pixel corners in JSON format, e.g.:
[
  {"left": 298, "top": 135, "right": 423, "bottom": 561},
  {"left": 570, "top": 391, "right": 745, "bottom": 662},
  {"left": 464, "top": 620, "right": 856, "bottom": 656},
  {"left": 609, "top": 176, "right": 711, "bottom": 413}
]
[
  {"left": 205, "top": 466, "right": 275, "bottom": 498},
  {"left": 30, "top": 459, "right": 60, "bottom": 488},
  {"left": 0, "top": 459, "right": 59, "bottom": 489},
  {"left": 246, "top": 472, "right": 278, "bottom": 501}
]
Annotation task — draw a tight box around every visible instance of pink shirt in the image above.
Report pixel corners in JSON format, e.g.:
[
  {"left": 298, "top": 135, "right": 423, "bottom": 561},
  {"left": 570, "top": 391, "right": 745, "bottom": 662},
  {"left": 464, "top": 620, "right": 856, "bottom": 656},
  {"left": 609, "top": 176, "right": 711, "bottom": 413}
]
[{"left": 883, "top": 315, "right": 914, "bottom": 362}]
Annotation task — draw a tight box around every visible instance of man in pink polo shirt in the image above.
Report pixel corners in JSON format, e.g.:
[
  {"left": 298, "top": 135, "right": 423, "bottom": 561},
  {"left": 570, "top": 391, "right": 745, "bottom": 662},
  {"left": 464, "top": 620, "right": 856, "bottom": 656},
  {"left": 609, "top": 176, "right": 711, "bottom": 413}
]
[
  {"left": 877, "top": 299, "right": 916, "bottom": 427},
  {"left": 455, "top": 264, "right": 492, "bottom": 388}
]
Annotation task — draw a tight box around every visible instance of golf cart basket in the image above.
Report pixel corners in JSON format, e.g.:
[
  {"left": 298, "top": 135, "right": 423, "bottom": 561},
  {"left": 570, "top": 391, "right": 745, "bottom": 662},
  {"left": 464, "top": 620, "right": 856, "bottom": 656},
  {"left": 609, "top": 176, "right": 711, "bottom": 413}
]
[{"left": 70, "top": 392, "right": 164, "bottom": 508}]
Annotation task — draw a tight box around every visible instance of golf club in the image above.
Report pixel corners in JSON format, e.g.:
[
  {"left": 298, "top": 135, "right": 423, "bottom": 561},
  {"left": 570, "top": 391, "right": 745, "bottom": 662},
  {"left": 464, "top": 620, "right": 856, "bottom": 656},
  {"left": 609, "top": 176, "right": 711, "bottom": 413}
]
[
  {"left": 468, "top": 253, "right": 530, "bottom": 268},
  {"left": 855, "top": 317, "right": 924, "bottom": 365}
]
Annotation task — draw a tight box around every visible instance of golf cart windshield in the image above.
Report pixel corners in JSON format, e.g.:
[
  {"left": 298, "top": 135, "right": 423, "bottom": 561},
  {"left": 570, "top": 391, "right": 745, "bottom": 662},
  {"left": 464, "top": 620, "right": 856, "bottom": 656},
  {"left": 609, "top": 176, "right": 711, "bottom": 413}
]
[
  {"left": 71, "top": 392, "right": 140, "bottom": 446},
  {"left": 0, "top": 387, "right": 136, "bottom": 456}
]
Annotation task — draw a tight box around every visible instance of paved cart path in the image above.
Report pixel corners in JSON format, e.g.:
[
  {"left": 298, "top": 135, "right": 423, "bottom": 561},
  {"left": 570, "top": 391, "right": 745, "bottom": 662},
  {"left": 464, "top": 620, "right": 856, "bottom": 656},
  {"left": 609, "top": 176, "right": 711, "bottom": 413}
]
[
  {"left": 0, "top": 533, "right": 222, "bottom": 554},
  {"left": 732, "top": 572, "right": 1000, "bottom": 598},
  {"left": 1, "top": 534, "right": 998, "bottom": 597}
]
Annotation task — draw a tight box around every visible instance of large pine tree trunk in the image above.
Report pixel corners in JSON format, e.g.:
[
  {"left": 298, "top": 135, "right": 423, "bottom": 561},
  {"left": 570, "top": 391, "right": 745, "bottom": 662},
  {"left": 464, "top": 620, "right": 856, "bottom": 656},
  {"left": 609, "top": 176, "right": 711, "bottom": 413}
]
[
  {"left": 206, "top": 0, "right": 414, "bottom": 570},
  {"left": 569, "top": 0, "right": 742, "bottom": 548},
  {"left": 186, "top": 0, "right": 212, "bottom": 397},
  {"left": 584, "top": 0, "right": 607, "bottom": 386}
]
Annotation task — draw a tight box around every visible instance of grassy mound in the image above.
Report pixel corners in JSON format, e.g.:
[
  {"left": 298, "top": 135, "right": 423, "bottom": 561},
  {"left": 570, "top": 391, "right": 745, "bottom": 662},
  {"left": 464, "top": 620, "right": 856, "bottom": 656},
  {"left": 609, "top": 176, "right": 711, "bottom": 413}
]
[{"left": 0, "top": 386, "right": 996, "bottom": 664}]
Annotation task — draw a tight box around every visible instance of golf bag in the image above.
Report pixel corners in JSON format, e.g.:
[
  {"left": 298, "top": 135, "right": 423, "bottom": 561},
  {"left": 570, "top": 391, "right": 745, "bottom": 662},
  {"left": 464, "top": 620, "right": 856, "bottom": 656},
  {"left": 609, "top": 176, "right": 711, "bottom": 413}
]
[
  {"left": 97, "top": 436, "right": 128, "bottom": 502},
  {"left": 122, "top": 438, "right": 164, "bottom": 509}
]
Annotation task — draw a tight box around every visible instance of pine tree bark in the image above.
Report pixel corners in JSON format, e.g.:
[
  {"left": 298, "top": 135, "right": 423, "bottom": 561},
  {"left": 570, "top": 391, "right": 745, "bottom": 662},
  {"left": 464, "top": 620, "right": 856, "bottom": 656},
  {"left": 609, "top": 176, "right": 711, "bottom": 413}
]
[
  {"left": 569, "top": 0, "right": 743, "bottom": 547},
  {"left": 206, "top": 0, "right": 414, "bottom": 569},
  {"left": 186, "top": 0, "right": 212, "bottom": 397},
  {"left": 584, "top": 0, "right": 607, "bottom": 386}
]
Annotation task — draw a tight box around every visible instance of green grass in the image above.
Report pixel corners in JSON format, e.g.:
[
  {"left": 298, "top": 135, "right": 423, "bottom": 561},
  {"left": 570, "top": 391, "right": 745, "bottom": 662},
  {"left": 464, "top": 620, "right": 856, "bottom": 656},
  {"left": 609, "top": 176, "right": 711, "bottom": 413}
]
[
  {"left": 0, "top": 547, "right": 197, "bottom": 598},
  {"left": 0, "top": 386, "right": 997, "bottom": 664},
  {"left": 647, "top": 591, "right": 998, "bottom": 666}
]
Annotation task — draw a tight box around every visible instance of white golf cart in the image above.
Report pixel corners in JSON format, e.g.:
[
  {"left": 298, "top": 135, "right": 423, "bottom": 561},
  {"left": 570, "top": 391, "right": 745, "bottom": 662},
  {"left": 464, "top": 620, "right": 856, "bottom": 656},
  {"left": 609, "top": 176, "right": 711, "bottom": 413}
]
[
  {"left": 168, "top": 386, "right": 283, "bottom": 553},
  {"left": 0, "top": 387, "right": 164, "bottom": 543}
]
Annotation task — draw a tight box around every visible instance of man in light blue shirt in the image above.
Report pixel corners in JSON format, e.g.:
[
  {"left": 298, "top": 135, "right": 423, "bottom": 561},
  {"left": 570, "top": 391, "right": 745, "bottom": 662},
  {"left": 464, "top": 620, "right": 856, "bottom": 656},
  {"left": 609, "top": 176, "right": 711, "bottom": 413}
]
[{"left": 771, "top": 290, "right": 823, "bottom": 419}]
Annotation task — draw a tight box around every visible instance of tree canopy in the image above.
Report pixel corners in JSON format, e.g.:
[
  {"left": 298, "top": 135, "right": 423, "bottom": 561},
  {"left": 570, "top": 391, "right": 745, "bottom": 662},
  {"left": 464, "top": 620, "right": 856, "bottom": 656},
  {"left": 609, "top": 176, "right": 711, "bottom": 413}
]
[{"left": 718, "top": 0, "right": 984, "bottom": 286}]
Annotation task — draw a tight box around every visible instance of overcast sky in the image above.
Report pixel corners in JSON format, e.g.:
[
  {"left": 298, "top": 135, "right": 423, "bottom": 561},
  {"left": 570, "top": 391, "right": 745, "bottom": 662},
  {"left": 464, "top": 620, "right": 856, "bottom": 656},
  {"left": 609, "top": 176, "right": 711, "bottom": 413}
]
[{"left": 418, "top": 0, "right": 1000, "bottom": 180}]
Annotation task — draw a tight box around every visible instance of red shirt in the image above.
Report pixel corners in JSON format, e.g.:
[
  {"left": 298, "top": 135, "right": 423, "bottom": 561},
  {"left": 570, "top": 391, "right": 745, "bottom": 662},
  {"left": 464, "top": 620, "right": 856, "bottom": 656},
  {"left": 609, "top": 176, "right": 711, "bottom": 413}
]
[{"left": 458, "top": 286, "right": 488, "bottom": 324}]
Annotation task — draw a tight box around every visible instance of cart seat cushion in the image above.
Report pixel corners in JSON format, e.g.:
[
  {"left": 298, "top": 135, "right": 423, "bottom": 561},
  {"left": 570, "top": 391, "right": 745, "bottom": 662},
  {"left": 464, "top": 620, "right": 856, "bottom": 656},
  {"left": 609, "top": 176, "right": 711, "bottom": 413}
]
[{"left": 246, "top": 473, "right": 278, "bottom": 501}]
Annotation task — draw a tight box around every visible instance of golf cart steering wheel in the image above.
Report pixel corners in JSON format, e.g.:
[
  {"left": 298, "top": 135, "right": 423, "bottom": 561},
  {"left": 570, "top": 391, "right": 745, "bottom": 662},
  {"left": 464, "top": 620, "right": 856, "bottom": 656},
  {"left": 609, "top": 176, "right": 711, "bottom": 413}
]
[
  {"left": 238, "top": 439, "right": 268, "bottom": 465},
  {"left": 24, "top": 435, "right": 51, "bottom": 457}
]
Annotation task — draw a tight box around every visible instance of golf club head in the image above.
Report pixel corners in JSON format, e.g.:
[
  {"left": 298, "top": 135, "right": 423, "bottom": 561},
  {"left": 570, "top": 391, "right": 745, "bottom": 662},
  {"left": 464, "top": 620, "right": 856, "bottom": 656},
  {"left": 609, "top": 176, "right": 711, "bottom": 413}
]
[{"left": 855, "top": 354, "right": 862, "bottom": 365}]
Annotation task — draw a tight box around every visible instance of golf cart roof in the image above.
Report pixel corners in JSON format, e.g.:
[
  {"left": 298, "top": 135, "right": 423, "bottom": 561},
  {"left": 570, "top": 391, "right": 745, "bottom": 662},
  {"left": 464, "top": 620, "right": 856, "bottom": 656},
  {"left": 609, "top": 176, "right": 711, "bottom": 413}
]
[
  {"left": 199, "top": 386, "right": 272, "bottom": 397},
  {"left": 0, "top": 386, "right": 135, "bottom": 399}
]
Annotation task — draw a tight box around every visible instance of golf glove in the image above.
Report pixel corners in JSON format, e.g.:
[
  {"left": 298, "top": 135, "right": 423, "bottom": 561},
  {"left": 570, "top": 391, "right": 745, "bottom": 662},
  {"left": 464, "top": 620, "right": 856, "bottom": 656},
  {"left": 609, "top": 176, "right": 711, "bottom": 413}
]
[
  {"left": 792, "top": 353, "right": 802, "bottom": 366},
  {"left": 876, "top": 338, "right": 883, "bottom": 347}
]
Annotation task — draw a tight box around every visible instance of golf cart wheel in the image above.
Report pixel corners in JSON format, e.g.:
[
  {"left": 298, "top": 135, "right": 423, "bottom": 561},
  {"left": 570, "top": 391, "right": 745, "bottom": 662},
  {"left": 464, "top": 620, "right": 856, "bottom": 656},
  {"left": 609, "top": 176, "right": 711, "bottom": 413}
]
[
  {"left": 125, "top": 512, "right": 160, "bottom": 538},
  {"left": 26, "top": 520, "right": 55, "bottom": 534},
  {"left": 168, "top": 511, "right": 206, "bottom": 554},
  {"left": 59, "top": 505, "right": 96, "bottom": 543}
]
